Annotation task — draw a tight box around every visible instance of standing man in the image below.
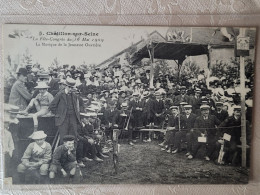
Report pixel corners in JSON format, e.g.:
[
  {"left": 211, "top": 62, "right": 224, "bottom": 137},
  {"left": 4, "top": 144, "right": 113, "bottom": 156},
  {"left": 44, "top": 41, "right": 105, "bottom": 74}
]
[
  {"left": 151, "top": 91, "right": 165, "bottom": 127},
  {"left": 172, "top": 105, "right": 197, "bottom": 154},
  {"left": 9, "top": 68, "right": 32, "bottom": 110},
  {"left": 49, "top": 78, "right": 81, "bottom": 144}
]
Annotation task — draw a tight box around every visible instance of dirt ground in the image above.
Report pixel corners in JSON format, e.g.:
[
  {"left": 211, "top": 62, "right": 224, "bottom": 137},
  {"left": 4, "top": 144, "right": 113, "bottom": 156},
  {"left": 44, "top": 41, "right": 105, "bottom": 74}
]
[
  {"left": 12, "top": 139, "right": 249, "bottom": 185},
  {"left": 78, "top": 140, "right": 249, "bottom": 184}
]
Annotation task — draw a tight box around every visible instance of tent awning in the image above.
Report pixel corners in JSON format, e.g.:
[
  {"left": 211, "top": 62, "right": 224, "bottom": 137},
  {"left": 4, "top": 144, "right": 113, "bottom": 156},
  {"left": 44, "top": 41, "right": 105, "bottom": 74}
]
[{"left": 131, "top": 42, "right": 209, "bottom": 64}]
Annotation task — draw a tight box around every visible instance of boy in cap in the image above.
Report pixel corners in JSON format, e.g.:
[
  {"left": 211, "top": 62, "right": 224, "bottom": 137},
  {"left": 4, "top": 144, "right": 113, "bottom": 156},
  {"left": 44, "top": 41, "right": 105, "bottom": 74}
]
[
  {"left": 21, "top": 81, "right": 54, "bottom": 131},
  {"left": 17, "top": 131, "right": 52, "bottom": 183},
  {"left": 49, "top": 135, "right": 77, "bottom": 180}
]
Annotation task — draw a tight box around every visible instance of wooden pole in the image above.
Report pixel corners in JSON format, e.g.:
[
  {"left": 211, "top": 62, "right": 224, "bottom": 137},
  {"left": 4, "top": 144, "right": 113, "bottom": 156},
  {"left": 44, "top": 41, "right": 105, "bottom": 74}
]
[
  {"left": 239, "top": 28, "right": 247, "bottom": 167},
  {"left": 149, "top": 45, "right": 154, "bottom": 88}
]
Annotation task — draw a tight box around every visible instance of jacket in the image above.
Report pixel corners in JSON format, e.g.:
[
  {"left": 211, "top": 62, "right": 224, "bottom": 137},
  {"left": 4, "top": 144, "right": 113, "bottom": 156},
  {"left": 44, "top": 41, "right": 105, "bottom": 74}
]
[{"left": 49, "top": 90, "right": 81, "bottom": 126}]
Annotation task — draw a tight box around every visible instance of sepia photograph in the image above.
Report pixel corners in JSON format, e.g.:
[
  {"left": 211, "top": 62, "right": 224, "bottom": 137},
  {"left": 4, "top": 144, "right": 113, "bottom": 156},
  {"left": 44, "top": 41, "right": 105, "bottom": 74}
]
[{"left": 2, "top": 24, "right": 255, "bottom": 185}]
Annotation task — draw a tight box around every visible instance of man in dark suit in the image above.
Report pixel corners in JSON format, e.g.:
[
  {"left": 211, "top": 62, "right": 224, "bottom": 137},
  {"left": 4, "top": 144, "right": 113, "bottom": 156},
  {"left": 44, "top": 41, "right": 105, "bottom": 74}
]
[
  {"left": 151, "top": 91, "right": 165, "bottom": 127},
  {"left": 188, "top": 88, "right": 202, "bottom": 114},
  {"left": 160, "top": 106, "right": 179, "bottom": 152},
  {"left": 218, "top": 105, "right": 250, "bottom": 164},
  {"left": 213, "top": 102, "right": 229, "bottom": 122},
  {"left": 173, "top": 86, "right": 190, "bottom": 106},
  {"left": 128, "top": 92, "right": 143, "bottom": 129},
  {"left": 187, "top": 105, "right": 221, "bottom": 161},
  {"left": 48, "top": 71, "right": 60, "bottom": 97},
  {"left": 172, "top": 105, "right": 197, "bottom": 154},
  {"left": 101, "top": 101, "right": 119, "bottom": 140},
  {"left": 49, "top": 78, "right": 81, "bottom": 144}
]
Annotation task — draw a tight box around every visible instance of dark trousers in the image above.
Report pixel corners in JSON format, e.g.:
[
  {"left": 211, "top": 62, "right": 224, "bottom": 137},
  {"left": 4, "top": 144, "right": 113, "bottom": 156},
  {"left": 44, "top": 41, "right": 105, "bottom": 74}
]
[
  {"left": 77, "top": 139, "right": 97, "bottom": 161},
  {"left": 186, "top": 131, "right": 196, "bottom": 153},
  {"left": 191, "top": 136, "right": 217, "bottom": 158},
  {"left": 58, "top": 113, "right": 78, "bottom": 144},
  {"left": 164, "top": 130, "right": 177, "bottom": 147},
  {"left": 173, "top": 131, "right": 188, "bottom": 150}
]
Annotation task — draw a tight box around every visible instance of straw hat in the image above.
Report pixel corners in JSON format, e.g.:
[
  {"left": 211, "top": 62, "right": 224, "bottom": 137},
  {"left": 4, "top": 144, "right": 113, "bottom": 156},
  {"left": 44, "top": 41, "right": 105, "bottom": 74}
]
[
  {"left": 29, "top": 131, "right": 47, "bottom": 140},
  {"left": 34, "top": 81, "right": 50, "bottom": 89}
]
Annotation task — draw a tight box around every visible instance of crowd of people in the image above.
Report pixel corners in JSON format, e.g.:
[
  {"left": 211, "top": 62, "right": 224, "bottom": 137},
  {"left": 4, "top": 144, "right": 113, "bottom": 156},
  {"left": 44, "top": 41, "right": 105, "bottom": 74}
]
[{"left": 4, "top": 61, "right": 252, "bottom": 183}]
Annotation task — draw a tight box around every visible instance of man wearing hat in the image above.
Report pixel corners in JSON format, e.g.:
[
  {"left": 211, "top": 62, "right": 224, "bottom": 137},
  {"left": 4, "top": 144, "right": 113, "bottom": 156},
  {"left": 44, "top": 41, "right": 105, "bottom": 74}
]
[
  {"left": 218, "top": 105, "right": 250, "bottom": 165},
  {"left": 100, "top": 100, "right": 119, "bottom": 139},
  {"left": 113, "top": 102, "right": 134, "bottom": 145},
  {"left": 48, "top": 71, "right": 60, "bottom": 96},
  {"left": 21, "top": 81, "right": 54, "bottom": 131},
  {"left": 17, "top": 131, "right": 52, "bottom": 183},
  {"left": 49, "top": 78, "right": 81, "bottom": 144},
  {"left": 77, "top": 113, "right": 107, "bottom": 163},
  {"left": 171, "top": 105, "right": 197, "bottom": 154},
  {"left": 9, "top": 68, "right": 32, "bottom": 110},
  {"left": 151, "top": 91, "right": 165, "bottom": 127},
  {"left": 213, "top": 102, "right": 229, "bottom": 122},
  {"left": 189, "top": 88, "right": 202, "bottom": 114},
  {"left": 173, "top": 86, "right": 190, "bottom": 106},
  {"left": 49, "top": 135, "right": 77, "bottom": 181},
  {"left": 160, "top": 106, "right": 180, "bottom": 152},
  {"left": 187, "top": 105, "right": 221, "bottom": 161},
  {"left": 129, "top": 92, "right": 144, "bottom": 129}
]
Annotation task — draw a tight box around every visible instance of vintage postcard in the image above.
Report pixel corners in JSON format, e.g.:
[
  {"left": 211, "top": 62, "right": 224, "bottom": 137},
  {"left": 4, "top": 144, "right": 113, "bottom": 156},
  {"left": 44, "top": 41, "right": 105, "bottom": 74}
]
[{"left": 2, "top": 24, "right": 255, "bottom": 185}]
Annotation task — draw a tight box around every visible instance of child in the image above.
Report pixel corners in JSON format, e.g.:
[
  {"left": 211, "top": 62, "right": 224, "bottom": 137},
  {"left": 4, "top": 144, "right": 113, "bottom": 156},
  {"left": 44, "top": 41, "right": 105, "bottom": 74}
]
[
  {"left": 17, "top": 131, "right": 52, "bottom": 183},
  {"left": 49, "top": 135, "right": 78, "bottom": 180},
  {"left": 21, "top": 81, "right": 54, "bottom": 131}
]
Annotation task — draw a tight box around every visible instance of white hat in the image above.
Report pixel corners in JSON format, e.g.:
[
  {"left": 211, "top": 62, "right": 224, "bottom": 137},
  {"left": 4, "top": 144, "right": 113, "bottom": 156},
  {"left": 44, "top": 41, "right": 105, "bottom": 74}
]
[
  {"left": 34, "top": 81, "right": 50, "bottom": 89},
  {"left": 29, "top": 131, "right": 47, "bottom": 139},
  {"left": 200, "top": 105, "right": 210, "bottom": 110},
  {"left": 80, "top": 112, "right": 97, "bottom": 117},
  {"left": 122, "top": 102, "right": 128, "bottom": 107}
]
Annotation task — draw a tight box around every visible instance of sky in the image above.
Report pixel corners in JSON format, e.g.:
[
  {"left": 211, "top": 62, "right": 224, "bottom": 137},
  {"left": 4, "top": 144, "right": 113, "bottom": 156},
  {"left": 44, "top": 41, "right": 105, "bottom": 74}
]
[{"left": 3, "top": 24, "right": 168, "bottom": 69}]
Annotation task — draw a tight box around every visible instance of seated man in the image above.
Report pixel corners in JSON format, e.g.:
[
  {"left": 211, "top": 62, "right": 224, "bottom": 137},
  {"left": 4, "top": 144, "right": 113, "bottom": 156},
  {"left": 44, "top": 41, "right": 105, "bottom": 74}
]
[
  {"left": 17, "top": 131, "right": 52, "bottom": 183},
  {"left": 49, "top": 135, "right": 77, "bottom": 180},
  {"left": 77, "top": 113, "right": 107, "bottom": 165},
  {"left": 160, "top": 106, "right": 179, "bottom": 152},
  {"left": 187, "top": 105, "right": 221, "bottom": 161}
]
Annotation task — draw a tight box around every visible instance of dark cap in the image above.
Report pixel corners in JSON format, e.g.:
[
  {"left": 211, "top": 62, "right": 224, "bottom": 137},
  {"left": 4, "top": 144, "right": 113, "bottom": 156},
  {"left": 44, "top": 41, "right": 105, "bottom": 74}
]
[{"left": 63, "top": 135, "right": 75, "bottom": 142}]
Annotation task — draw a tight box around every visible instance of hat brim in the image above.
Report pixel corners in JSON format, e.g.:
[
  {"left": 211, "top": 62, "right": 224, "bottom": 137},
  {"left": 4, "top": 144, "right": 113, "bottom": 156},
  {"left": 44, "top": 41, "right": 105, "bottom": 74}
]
[{"left": 35, "top": 86, "right": 50, "bottom": 89}]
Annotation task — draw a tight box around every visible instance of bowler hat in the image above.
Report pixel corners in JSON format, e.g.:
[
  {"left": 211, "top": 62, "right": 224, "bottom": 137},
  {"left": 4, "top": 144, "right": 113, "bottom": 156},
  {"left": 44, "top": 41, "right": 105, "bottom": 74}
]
[{"left": 16, "top": 68, "right": 28, "bottom": 76}]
